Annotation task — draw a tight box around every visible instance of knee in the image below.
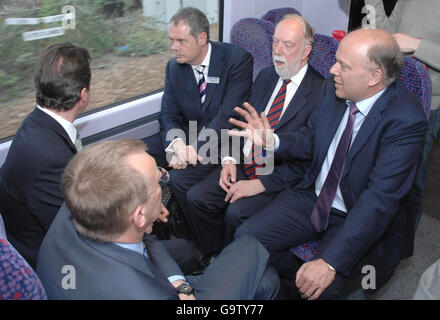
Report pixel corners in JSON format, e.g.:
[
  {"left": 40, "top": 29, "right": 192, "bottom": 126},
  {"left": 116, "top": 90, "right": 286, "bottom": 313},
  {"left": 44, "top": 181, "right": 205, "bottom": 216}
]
[
  {"left": 255, "top": 265, "right": 280, "bottom": 300},
  {"left": 224, "top": 204, "right": 242, "bottom": 229},
  {"left": 234, "top": 219, "right": 257, "bottom": 240},
  {"left": 186, "top": 184, "right": 201, "bottom": 206}
]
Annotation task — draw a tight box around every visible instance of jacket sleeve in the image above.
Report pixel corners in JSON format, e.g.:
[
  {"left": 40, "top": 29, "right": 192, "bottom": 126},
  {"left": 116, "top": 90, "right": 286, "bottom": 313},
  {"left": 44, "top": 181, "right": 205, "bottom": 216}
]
[
  {"left": 160, "top": 60, "right": 187, "bottom": 146},
  {"left": 145, "top": 235, "right": 184, "bottom": 278}
]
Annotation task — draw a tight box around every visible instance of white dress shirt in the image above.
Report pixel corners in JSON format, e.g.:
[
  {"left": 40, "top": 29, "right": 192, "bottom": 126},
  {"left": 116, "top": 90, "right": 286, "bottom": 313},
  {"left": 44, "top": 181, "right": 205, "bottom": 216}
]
[{"left": 37, "top": 105, "right": 77, "bottom": 145}]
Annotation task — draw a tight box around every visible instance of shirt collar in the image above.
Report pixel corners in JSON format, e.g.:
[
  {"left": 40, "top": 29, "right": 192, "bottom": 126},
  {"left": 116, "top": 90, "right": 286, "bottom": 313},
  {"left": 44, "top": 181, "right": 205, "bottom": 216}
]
[
  {"left": 193, "top": 42, "right": 212, "bottom": 71},
  {"left": 346, "top": 88, "right": 387, "bottom": 117},
  {"left": 289, "top": 63, "right": 308, "bottom": 87},
  {"left": 37, "top": 105, "right": 77, "bottom": 144},
  {"left": 113, "top": 241, "right": 145, "bottom": 255}
]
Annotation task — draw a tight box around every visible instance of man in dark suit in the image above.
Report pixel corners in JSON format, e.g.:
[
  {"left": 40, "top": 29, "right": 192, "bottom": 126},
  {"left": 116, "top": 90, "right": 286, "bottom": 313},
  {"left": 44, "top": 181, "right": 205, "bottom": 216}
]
[
  {"left": 0, "top": 43, "right": 91, "bottom": 269},
  {"left": 37, "top": 139, "right": 279, "bottom": 300},
  {"left": 229, "top": 29, "right": 427, "bottom": 299},
  {"left": 159, "top": 7, "right": 253, "bottom": 237},
  {"left": 184, "top": 15, "right": 324, "bottom": 258}
]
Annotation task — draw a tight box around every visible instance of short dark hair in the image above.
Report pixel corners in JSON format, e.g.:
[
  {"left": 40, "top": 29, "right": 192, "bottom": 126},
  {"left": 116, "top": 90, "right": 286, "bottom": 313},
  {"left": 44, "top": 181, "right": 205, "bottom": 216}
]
[
  {"left": 367, "top": 40, "right": 403, "bottom": 86},
  {"left": 34, "top": 42, "right": 91, "bottom": 112},
  {"left": 170, "top": 7, "right": 210, "bottom": 41}
]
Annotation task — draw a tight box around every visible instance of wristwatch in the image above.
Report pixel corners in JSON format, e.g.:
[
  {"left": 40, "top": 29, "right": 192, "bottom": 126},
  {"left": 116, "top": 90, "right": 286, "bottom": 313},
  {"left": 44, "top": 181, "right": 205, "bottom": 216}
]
[{"left": 175, "top": 283, "right": 194, "bottom": 296}]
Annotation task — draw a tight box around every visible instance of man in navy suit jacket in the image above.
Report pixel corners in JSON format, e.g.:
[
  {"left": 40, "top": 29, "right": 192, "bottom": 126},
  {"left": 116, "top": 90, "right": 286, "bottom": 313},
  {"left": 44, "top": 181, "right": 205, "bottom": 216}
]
[
  {"left": 37, "top": 139, "right": 279, "bottom": 300},
  {"left": 159, "top": 7, "right": 253, "bottom": 251},
  {"left": 184, "top": 15, "right": 324, "bottom": 258},
  {"left": 0, "top": 43, "right": 91, "bottom": 269},
  {"left": 230, "top": 29, "right": 427, "bottom": 299}
]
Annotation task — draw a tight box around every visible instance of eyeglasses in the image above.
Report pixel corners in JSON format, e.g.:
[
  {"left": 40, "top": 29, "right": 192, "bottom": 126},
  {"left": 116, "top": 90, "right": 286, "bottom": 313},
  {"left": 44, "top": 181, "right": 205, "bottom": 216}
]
[
  {"left": 157, "top": 167, "right": 170, "bottom": 189},
  {"left": 157, "top": 167, "right": 172, "bottom": 205}
]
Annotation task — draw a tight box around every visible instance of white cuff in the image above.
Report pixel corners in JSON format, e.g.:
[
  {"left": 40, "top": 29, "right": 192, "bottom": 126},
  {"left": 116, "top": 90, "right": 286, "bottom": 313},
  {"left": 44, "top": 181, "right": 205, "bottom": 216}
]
[
  {"left": 221, "top": 156, "right": 237, "bottom": 167},
  {"left": 165, "top": 138, "right": 184, "bottom": 153}
]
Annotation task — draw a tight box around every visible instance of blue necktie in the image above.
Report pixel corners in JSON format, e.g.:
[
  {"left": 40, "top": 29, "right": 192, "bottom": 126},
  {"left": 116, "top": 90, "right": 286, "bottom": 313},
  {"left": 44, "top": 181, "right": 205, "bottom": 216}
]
[
  {"left": 195, "top": 65, "right": 207, "bottom": 105},
  {"left": 310, "top": 102, "right": 359, "bottom": 232}
]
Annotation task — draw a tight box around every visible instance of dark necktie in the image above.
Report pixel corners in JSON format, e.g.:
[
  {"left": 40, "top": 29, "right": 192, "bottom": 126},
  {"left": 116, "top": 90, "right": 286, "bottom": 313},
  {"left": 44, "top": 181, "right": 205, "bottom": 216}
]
[
  {"left": 195, "top": 65, "right": 207, "bottom": 105},
  {"left": 244, "top": 79, "right": 291, "bottom": 179},
  {"left": 75, "top": 131, "right": 82, "bottom": 152},
  {"left": 310, "top": 102, "right": 359, "bottom": 232}
]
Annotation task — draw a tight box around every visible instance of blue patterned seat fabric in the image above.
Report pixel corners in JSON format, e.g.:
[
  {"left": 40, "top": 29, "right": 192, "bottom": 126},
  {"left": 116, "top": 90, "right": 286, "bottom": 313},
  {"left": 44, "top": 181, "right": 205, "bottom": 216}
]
[
  {"left": 308, "top": 33, "right": 339, "bottom": 78},
  {"left": 399, "top": 56, "right": 432, "bottom": 118},
  {"left": 262, "top": 7, "right": 302, "bottom": 26},
  {"left": 0, "top": 214, "right": 47, "bottom": 300},
  {"left": 230, "top": 17, "right": 275, "bottom": 80}
]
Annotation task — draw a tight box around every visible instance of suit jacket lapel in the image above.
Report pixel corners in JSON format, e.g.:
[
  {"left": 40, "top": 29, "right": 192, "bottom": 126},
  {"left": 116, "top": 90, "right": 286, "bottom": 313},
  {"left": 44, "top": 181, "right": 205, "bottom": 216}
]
[
  {"left": 202, "top": 42, "right": 224, "bottom": 113},
  {"left": 276, "top": 68, "right": 313, "bottom": 131},
  {"left": 83, "top": 237, "right": 158, "bottom": 279},
  {"left": 255, "top": 69, "right": 279, "bottom": 114},
  {"left": 181, "top": 63, "right": 202, "bottom": 110},
  {"left": 341, "top": 86, "right": 392, "bottom": 178},
  {"left": 317, "top": 99, "right": 347, "bottom": 167}
]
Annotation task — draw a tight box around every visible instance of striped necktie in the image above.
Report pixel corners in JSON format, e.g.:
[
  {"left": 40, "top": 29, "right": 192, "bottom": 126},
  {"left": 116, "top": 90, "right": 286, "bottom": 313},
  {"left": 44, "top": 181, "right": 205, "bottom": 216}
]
[
  {"left": 195, "top": 65, "right": 207, "bottom": 105},
  {"left": 75, "top": 131, "right": 83, "bottom": 152},
  {"left": 310, "top": 102, "right": 359, "bottom": 232},
  {"left": 244, "top": 79, "right": 291, "bottom": 179}
]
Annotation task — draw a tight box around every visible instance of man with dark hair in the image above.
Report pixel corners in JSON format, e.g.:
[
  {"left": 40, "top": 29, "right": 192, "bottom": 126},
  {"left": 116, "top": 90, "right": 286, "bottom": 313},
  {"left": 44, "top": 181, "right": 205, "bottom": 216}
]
[
  {"left": 0, "top": 43, "right": 91, "bottom": 268},
  {"left": 37, "top": 139, "right": 279, "bottom": 300},
  {"left": 159, "top": 7, "right": 253, "bottom": 242},
  {"left": 229, "top": 29, "right": 427, "bottom": 299}
]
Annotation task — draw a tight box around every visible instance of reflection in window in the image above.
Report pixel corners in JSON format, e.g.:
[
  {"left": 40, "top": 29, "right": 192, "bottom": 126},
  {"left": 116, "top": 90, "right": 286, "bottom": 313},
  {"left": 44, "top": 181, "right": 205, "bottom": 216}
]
[{"left": 0, "top": 0, "right": 219, "bottom": 140}]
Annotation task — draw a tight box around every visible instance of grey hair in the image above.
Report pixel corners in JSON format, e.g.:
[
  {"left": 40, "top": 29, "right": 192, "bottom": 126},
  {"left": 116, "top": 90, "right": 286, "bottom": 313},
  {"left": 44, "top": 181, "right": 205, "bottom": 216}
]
[
  {"left": 367, "top": 40, "right": 403, "bottom": 86},
  {"left": 170, "top": 7, "right": 210, "bottom": 41},
  {"left": 279, "top": 14, "right": 315, "bottom": 47}
]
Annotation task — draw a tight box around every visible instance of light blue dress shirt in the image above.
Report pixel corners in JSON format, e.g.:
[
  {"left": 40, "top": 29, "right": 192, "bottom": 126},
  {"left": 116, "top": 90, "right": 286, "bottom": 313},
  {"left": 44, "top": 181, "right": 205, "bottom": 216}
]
[
  {"left": 273, "top": 88, "right": 386, "bottom": 212},
  {"left": 114, "top": 241, "right": 185, "bottom": 284}
]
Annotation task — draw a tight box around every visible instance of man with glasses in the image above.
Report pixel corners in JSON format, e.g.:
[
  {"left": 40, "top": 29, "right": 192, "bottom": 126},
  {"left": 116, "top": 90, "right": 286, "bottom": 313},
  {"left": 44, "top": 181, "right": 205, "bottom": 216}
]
[{"left": 37, "top": 139, "right": 279, "bottom": 300}]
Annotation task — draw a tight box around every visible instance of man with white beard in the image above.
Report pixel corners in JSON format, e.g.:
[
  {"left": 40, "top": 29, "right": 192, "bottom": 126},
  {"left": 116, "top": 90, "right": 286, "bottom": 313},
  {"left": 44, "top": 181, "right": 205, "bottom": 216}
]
[{"left": 184, "top": 14, "right": 324, "bottom": 263}]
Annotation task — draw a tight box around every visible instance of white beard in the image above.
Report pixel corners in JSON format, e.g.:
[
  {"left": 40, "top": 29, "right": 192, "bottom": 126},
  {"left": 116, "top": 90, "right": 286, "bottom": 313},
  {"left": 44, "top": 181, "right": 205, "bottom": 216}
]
[{"left": 273, "top": 54, "right": 302, "bottom": 80}]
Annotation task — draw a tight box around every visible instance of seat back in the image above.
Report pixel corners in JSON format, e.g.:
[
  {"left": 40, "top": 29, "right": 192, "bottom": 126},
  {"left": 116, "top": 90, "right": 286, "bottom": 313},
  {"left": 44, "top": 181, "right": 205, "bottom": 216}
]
[
  {"left": 230, "top": 18, "right": 275, "bottom": 80},
  {"left": 0, "top": 213, "right": 47, "bottom": 300},
  {"left": 308, "top": 33, "right": 339, "bottom": 78},
  {"left": 399, "top": 56, "right": 432, "bottom": 119},
  {"left": 262, "top": 7, "right": 302, "bottom": 26}
]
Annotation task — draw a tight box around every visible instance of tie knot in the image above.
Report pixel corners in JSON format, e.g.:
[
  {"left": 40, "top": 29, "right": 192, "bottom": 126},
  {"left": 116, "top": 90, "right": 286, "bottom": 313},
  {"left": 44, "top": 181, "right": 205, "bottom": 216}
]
[
  {"left": 283, "top": 79, "right": 291, "bottom": 86},
  {"left": 195, "top": 65, "right": 205, "bottom": 74},
  {"left": 349, "top": 102, "right": 359, "bottom": 115}
]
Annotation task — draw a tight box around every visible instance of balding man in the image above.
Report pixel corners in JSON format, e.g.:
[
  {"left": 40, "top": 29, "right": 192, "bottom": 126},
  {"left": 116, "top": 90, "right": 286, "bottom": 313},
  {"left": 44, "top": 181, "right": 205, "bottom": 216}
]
[
  {"left": 230, "top": 29, "right": 427, "bottom": 299},
  {"left": 184, "top": 15, "right": 323, "bottom": 259}
]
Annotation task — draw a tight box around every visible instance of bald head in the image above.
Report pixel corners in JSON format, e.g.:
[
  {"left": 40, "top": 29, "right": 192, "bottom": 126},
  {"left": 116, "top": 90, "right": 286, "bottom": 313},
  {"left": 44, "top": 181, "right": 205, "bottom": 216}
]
[
  {"left": 342, "top": 29, "right": 403, "bottom": 86},
  {"left": 330, "top": 28, "right": 403, "bottom": 102}
]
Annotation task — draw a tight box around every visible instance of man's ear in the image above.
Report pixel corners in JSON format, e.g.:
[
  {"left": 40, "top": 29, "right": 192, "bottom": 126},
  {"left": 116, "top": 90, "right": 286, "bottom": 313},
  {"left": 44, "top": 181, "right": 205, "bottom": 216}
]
[
  {"left": 369, "top": 68, "right": 383, "bottom": 87},
  {"left": 131, "top": 204, "right": 147, "bottom": 228},
  {"left": 302, "top": 44, "right": 312, "bottom": 61},
  {"left": 197, "top": 32, "right": 208, "bottom": 46}
]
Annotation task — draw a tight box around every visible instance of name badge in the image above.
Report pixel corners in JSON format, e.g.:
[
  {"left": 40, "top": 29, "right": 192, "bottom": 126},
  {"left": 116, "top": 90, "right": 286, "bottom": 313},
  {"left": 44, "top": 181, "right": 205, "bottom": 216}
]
[{"left": 207, "top": 76, "right": 220, "bottom": 84}]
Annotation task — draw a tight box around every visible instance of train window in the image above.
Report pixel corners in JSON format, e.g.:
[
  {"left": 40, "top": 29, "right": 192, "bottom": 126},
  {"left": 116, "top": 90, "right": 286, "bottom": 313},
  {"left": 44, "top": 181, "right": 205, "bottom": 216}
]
[{"left": 0, "top": 0, "right": 220, "bottom": 140}]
